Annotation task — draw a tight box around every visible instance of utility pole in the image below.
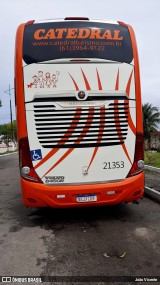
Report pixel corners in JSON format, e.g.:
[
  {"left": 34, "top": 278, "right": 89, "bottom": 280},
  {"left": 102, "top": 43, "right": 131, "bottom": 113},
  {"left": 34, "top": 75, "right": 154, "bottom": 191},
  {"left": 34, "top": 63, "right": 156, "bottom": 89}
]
[
  {"left": 9, "top": 84, "right": 14, "bottom": 142},
  {"left": 4, "top": 85, "right": 14, "bottom": 142}
]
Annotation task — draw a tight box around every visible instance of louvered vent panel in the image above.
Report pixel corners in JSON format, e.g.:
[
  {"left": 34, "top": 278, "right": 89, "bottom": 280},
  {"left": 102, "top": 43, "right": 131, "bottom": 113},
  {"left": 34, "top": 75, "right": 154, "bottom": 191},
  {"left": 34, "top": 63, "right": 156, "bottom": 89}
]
[{"left": 34, "top": 102, "right": 129, "bottom": 148}]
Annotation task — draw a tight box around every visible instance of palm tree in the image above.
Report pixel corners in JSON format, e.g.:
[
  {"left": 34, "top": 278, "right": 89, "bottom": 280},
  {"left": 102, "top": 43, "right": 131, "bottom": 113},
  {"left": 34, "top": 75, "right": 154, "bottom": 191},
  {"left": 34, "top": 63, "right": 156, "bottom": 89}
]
[{"left": 142, "top": 103, "right": 160, "bottom": 149}]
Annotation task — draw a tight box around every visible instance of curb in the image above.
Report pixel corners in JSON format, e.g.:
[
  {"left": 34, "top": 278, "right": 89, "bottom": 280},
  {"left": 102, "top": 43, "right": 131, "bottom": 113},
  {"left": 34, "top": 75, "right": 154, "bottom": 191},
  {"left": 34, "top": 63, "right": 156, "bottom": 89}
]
[
  {"left": 145, "top": 186, "right": 160, "bottom": 203},
  {"left": 0, "top": 151, "right": 18, "bottom": 157},
  {"left": 145, "top": 165, "right": 160, "bottom": 173}
]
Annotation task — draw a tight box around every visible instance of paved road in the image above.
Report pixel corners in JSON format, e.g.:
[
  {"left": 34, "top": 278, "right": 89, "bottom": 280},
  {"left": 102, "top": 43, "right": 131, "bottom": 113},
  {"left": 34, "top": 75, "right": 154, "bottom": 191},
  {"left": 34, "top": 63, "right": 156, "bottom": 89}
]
[
  {"left": 145, "top": 170, "right": 160, "bottom": 192},
  {"left": 0, "top": 153, "right": 160, "bottom": 285}
]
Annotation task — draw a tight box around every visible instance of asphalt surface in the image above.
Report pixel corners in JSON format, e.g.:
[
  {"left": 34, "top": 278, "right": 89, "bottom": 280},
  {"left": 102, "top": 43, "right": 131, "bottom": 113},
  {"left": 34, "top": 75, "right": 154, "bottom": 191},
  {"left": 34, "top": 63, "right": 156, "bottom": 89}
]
[
  {"left": 145, "top": 170, "right": 160, "bottom": 192},
  {"left": 0, "top": 153, "right": 160, "bottom": 285}
]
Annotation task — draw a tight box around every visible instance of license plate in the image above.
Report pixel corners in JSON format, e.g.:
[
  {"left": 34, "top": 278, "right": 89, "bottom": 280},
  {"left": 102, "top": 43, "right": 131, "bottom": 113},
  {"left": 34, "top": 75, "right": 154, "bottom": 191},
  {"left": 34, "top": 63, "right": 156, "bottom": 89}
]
[{"left": 76, "top": 194, "right": 97, "bottom": 203}]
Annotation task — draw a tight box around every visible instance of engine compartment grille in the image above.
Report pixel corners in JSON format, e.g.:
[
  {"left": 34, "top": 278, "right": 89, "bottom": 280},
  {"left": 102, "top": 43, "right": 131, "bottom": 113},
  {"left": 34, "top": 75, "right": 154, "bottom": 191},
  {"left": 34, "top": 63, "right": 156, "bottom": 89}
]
[{"left": 34, "top": 101, "right": 129, "bottom": 148}]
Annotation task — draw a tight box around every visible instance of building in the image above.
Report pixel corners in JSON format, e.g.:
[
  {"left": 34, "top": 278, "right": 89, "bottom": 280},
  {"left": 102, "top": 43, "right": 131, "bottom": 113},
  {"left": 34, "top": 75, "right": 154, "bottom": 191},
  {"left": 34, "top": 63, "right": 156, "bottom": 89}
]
[{"left": 150, "top": 131, "right": 160, "bottom": 150}]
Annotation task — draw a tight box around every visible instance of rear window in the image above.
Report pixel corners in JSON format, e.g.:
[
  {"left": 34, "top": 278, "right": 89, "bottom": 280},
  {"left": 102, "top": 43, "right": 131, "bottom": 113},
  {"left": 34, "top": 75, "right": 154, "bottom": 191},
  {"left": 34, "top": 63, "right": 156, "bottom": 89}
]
[{"left": 23, "top": 21, "right": 133, "bottom": 64}]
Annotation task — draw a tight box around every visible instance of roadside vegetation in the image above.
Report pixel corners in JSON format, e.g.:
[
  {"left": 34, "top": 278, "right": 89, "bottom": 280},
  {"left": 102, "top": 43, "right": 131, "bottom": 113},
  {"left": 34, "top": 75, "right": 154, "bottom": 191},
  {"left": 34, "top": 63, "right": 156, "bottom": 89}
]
[
  {"left": 0, "top": 120, "right": 17, "bottom": 145},
  {"left": 144, "top": 151, "right": 160, "bottom": 168},
  {"left": 143, "top": 103, "right": 160, "bottom": 148},
  {"left": 143, "top": 103, "right": 160, "bottom": 168}
]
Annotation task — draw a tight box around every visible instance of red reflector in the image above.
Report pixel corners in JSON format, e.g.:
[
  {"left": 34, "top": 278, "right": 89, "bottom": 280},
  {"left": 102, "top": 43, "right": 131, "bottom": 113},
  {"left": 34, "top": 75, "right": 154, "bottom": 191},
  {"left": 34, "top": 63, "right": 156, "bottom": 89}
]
[
  {"left": 25, "top": 20, "right": 35, "bottom": 26},
  {"left": 65, "top": 17, "right": 89, "bottom": 20},
  {"left": 19, "top": 137, "right": 42, "bottom": 183}
]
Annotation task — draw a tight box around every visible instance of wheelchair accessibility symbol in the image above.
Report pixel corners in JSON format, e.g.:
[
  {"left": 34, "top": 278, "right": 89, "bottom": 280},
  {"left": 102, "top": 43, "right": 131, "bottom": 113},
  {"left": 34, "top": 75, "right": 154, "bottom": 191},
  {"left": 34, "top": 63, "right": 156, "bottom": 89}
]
[{"left": 30, "top": 149, "right": 42, "bottom": 161}]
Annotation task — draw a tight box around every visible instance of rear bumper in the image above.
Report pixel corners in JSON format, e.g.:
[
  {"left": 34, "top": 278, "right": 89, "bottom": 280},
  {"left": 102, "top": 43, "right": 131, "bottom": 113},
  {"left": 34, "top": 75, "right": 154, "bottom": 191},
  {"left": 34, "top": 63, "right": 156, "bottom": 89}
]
[{"left": 21, "top": 171, "right": 144, "bottom": 208}]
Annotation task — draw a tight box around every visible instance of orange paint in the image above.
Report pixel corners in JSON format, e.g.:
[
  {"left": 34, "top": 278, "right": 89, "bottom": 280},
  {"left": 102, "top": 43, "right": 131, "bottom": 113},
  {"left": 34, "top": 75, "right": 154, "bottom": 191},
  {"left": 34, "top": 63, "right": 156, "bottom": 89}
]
[
  {"left": 66, "top": 28, "right": 78, "bottom": 38},
  {"left": 126, "top": 70, "right": 133, "bottom": 96},
  {"left": 69, "top": 73, "right": 79, "bottom": 90},
  {"left": 87, "top": 106, "right": 105, "bottom": 171},
  {"left": 81, "top": 68, "right": 91, "bottom": 90},
  {"left": 115, "top": 69, "right": 119, "bottom": 90},
  {"left": 96, "top": 68, "right": 102, "bottom": 90},
  {"left": 114, "top": 99, "right": 132, "bottom": 165},
  {"left": 15, "top": 24, "right": 27, "bottom": 140},
  {"left": 33, "top": 28, "right": 124, "bottom": 40},
  {"left": 125, "top": 70, "right": 136, "bottom": 135},
  {"left": 16, "top": 19, "right": 144, "bottom": 208},
  {"left": 78, "top": 28, "right": 91, "bottom": 38},
  {"left": 34, "top": 29, "right": 46, "bottom": 40},
  {"left": 43, "top": 29, "right": 56, "bottom": 40},
  {"left": 90, "top": 29, "right": 103, "bottom": 39},
  {"left": 127, "top": 24, "right": 143, "bottom": 133},
  {"left": 21, "top": 172, "right": 144, "bottom": 207}
]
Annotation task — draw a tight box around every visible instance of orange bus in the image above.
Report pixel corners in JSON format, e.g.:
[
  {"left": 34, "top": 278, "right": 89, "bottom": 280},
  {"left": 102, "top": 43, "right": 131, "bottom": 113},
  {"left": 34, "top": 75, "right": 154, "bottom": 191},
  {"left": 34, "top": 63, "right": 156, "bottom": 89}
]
[{"left": 15, "top": 17, "right": 144, "bottom": 208}]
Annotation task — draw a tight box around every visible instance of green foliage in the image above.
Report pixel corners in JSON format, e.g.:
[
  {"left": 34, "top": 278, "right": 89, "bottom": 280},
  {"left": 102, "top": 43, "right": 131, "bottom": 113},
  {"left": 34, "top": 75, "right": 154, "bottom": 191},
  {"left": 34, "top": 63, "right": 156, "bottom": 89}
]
[
  {"left": 142, "top": 103, "right": 160, "bottom": 140},
  {"left": 144, "top": 151, "right": 160, "bottom": 168},
  {"left": 0, "top": 120, "right": 17, "bottom": 145}
]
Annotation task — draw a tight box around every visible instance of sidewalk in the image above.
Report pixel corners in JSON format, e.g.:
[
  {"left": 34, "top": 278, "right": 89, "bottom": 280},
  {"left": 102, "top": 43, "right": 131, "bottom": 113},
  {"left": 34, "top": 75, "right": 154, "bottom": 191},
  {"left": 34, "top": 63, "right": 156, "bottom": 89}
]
[{"left": 0, "top": 150, "right": 18, "bottom": 157}]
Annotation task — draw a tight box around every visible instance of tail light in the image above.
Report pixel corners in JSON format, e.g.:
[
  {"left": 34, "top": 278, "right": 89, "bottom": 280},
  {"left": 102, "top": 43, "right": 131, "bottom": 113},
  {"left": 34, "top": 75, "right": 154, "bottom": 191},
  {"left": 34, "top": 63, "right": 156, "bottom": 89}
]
[
  {"left": 127, "top": 133, "right": 144, "bottom": 177},
  {"left": 19, "top": 137, "right": 42, "bottom": 183}
]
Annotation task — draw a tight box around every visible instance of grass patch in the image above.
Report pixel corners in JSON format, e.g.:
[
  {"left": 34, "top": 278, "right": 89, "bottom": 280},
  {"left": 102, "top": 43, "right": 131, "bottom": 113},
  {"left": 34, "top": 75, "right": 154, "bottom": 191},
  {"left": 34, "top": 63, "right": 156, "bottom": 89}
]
[{"left": 144, "top": 151, "right": 160, "bottom": 168}]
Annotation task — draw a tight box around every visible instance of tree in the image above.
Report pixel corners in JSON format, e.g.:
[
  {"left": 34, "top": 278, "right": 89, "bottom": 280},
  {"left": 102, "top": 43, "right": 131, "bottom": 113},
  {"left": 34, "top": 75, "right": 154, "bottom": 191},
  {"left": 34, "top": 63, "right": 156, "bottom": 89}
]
[
  {"left": 142, "top": 103, "right": 160, "bottom": 149},
  {"left": 0, "top": 120, "right": 17, "bottom": 145}
]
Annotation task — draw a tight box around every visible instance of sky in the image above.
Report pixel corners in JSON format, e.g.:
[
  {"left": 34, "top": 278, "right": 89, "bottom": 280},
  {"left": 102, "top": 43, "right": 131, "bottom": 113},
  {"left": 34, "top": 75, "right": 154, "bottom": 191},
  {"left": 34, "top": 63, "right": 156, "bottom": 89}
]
[{"left": 0, "top": 0, "right": 160, "bottom": 125}]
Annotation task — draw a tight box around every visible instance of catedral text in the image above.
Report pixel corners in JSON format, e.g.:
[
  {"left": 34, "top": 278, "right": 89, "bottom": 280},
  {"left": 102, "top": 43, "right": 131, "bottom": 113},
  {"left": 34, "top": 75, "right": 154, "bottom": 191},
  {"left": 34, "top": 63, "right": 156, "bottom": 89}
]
[{"left": 34, "top": 28, "right": 123, "bottom": 40}]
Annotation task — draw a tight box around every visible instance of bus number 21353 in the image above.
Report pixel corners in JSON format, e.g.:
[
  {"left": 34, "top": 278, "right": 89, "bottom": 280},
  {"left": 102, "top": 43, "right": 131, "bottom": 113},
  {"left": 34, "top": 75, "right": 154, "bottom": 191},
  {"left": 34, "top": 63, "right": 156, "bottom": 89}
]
[{"left": 103, "top": 161, "right": 125, "bottom": 170}]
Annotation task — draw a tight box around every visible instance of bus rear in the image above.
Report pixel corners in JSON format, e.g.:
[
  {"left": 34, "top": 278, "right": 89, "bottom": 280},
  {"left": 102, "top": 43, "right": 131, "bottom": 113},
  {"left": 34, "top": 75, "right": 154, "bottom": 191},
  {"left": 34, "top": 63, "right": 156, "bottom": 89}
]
[{"left": 15, "top": 18, "right": 144, "bottom": 207}]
